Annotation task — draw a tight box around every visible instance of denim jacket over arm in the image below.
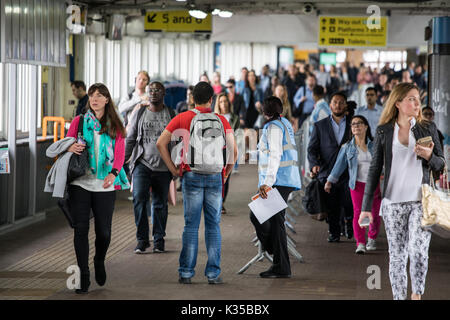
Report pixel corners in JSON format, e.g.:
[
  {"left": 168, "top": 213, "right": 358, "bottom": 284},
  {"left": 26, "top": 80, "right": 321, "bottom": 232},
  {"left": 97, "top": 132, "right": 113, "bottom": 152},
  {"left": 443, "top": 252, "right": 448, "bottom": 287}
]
[
  {"left": 327, "top": 137, "right": 374, "bottom": 190},
  {"left": 361, "top": 119, "right": 445, "bottom": 212}
]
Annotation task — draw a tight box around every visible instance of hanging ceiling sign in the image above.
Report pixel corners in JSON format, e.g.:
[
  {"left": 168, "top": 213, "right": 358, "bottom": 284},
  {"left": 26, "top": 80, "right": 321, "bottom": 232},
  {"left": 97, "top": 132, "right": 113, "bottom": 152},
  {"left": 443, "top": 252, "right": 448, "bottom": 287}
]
[
  {"left": 145, "top": 11, "right": 212, "bottom": 33},
  {"left": 318, "top": 16, "right": 388, "bottom": 48}
]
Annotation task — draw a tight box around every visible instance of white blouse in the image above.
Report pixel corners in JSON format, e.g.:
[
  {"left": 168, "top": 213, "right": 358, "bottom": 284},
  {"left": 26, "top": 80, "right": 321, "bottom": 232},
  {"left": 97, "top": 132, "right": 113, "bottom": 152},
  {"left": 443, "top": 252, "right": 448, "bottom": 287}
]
[
  {"left": 383, "top": 119, "right": 423, "bottom": 204},
  {"left": 70, "top": 131, "right": 115, "bottom": 192},
  {"left": 356, "top": 146, "right": 372, "bottom": 183}
]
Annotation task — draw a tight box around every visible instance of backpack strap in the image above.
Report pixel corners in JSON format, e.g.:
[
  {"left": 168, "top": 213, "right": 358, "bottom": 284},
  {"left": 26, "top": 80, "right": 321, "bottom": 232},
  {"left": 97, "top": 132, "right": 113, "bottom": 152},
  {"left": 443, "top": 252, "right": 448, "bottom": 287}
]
[
  {"left": 191, "top": 108, "right": 200, "bottom": 115},
  {"left": 168, "top": 106, "right": 176, "bottom": 119},
  {"left": 77, "top": 114, "right": 84, "bottom": 137}
]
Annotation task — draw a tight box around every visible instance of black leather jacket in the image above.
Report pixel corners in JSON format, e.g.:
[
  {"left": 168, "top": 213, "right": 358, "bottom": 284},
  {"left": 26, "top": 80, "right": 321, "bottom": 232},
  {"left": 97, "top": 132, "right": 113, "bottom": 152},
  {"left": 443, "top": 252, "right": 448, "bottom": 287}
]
[{"left": 361, "top": 119, "right": 445, "bottom": 212}]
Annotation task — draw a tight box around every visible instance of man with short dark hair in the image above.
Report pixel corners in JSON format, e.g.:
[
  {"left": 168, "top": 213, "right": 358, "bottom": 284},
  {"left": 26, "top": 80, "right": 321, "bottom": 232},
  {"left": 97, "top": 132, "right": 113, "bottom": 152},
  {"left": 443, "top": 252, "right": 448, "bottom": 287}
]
[
  {"left": 125, "top": 81, "right": 176, "bottom": 254},
  {"left": 355, "top": 87, "right": 382, "bottom": 137},
  {"left": 71, "top": 81, "right": 88, "bottom": 116},
  {"left": 308, "top": 91, "right": 353, "bottom": 242},
  {"left": 156, "top": 82, "right": 237, "bottom": 285}
]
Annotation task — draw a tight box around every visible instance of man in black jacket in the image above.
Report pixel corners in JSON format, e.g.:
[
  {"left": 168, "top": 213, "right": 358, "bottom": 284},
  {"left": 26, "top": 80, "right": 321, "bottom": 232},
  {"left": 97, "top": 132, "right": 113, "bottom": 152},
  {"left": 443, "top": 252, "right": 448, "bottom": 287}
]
[
  {"left": 71, "top": 81, "right": 88, "bottom": 116},
  {"left": 307, "top": 91, "right": 353, "bottom": 242}
]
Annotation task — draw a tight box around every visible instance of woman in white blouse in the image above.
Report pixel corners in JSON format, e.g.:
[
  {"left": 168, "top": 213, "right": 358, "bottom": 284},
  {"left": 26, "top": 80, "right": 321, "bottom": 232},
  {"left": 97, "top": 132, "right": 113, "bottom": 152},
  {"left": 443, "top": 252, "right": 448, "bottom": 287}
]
[{"left": 359, "top": 83, "right": 445, "bottom": 300}]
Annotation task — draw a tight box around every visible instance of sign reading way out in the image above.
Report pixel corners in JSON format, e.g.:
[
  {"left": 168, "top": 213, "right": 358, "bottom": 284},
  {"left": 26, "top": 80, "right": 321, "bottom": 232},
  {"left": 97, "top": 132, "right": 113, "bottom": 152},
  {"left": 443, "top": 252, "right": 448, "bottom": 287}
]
[
  {"left": 318, "top": 16, "right": 388, "bottom": 47},
  {"left": 145, "top": 11, "right": 212, "bottom": 33}
]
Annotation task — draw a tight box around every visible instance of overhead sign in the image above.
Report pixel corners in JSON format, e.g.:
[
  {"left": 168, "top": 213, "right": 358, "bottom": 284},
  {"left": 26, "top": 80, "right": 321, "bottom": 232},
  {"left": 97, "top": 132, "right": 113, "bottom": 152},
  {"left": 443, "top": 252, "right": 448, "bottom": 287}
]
[
  {"left": 318, "top": 16, "right": 388, "bottom": 47},
  {"left": 145, "top": 11, "right": 212, "bottom": 33}
]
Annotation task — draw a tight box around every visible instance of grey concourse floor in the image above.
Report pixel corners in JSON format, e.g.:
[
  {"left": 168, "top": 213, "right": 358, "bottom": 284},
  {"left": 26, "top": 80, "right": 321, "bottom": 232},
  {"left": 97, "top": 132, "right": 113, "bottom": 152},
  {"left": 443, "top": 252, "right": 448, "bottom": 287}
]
[{"left": 0, "top": 164, "right": 448, "bottom": 300}]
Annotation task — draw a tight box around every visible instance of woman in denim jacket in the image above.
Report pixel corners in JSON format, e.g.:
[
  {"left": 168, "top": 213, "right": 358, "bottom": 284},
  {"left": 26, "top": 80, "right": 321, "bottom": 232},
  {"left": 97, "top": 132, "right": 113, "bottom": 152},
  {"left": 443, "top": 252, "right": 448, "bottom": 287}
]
[
  {"left": 324, "top": 115, "right": 381, "bottom": 254},
  {"left": 242, "top": 70, "right": 264, "bottom": 129}
]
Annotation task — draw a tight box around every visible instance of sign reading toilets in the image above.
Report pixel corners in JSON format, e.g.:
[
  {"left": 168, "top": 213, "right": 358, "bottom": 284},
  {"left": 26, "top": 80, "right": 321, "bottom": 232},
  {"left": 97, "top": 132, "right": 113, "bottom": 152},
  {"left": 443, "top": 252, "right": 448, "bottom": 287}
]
[
  {"left": 145, "top": 11, "right": 212, "bottom": 33},
  {"left": 318, "top": 16, "right": 388, "bottom": 47}
]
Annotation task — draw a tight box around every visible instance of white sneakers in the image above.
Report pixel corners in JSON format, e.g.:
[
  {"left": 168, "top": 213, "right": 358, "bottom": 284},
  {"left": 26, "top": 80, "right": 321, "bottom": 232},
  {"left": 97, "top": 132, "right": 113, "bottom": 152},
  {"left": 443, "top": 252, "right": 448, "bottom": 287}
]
[
  {"left": 366, "top": 238, "right": 377, "bottom": 251},
  {"left": 355, "top": 239, "right": 377, "bottom": 254},
  {"left": 355, "top": 243, "right": 366, "bottom": 254}
]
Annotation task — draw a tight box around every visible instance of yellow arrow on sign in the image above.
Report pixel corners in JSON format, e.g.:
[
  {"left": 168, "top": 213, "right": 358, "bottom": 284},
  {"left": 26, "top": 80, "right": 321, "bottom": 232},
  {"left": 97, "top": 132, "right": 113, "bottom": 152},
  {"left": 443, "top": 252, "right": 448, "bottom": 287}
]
[{"left": 145, "top": 11, "right": 212, "bottom": 33}]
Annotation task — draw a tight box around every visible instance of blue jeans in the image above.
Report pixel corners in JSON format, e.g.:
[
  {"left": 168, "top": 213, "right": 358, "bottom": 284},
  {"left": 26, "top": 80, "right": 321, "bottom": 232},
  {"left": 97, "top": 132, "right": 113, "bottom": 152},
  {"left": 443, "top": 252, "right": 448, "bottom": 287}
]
[
  {"left": 132, "top": 162, "right": 172, "bottom": 243},
  {"left": 179, "top": 171, "right": 223, "bottom": 279}
]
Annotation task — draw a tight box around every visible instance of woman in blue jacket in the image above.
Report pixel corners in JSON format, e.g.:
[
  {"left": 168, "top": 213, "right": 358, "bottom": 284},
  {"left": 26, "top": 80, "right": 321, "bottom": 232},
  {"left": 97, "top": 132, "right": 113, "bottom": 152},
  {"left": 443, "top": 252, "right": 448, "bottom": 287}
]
[
  {"left": 324, "top": 115, "right": 381, "bottom": 254},
  {"left": 242, "top": 70, "right": 264, "bottom": 129},
  {"left": 249, "top": 96, "right": 301, "bottom": 278}
]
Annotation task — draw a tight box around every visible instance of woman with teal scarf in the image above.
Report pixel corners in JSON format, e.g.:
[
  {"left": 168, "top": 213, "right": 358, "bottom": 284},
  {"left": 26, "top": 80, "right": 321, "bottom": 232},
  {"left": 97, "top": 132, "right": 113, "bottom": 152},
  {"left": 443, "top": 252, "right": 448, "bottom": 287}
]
[{"left": 67, "top": 83, "right": 129, "bottom": 294}]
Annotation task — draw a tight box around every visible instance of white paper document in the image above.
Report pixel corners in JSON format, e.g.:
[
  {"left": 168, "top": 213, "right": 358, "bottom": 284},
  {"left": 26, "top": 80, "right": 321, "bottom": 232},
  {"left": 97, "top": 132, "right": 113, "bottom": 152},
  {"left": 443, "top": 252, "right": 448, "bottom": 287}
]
[{"left": 248, "top": 187, "right": 288, "bottom": 224}]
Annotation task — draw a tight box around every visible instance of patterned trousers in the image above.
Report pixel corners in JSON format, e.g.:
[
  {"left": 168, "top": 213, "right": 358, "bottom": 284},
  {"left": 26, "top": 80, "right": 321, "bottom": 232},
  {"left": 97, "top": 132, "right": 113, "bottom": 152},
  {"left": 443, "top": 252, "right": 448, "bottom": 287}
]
[{"left": 381, "top": 201, "right": 432, "bottom": 300}]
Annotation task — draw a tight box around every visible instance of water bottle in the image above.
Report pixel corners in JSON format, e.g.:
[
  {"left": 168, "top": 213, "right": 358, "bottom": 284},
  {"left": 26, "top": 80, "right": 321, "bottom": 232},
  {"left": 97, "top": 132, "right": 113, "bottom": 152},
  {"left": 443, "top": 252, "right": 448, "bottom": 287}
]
[{"left": 77, "top": 132, "right": 85, "bottom": 145}]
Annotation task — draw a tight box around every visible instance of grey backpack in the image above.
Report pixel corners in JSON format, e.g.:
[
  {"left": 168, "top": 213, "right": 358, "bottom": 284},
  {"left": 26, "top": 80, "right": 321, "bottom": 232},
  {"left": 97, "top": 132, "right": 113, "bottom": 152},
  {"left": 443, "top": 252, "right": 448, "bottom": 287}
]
[{"left": 187, "top": 109, "right": 226, "bottom": 174}]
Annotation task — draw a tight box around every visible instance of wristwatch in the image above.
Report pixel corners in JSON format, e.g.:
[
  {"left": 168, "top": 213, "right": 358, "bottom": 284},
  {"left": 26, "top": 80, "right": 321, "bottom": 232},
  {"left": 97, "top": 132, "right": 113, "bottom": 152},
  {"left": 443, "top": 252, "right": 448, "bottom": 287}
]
[{"left": 110, "top": 168, "right": 119, "bottom": 177}]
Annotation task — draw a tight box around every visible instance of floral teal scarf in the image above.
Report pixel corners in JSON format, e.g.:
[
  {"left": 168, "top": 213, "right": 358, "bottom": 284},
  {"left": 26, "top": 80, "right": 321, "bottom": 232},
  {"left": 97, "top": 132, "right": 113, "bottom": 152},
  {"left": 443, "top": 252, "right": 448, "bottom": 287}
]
[{"left": 82, "top": 110, "right": 130, "bottom": 190}]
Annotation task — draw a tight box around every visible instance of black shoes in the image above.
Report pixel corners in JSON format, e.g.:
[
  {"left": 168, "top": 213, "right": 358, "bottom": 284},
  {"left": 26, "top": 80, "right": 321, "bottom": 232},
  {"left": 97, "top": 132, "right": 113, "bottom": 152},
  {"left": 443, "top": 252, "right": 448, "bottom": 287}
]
[
  {"left": 328, "top": 234, "right": 340, "bottom": 243},
  {"left": 75, "top": 273, "right": 91, "bottom": 294},
  {"left": 178, "top": 277, "right": 192, "bottom": 284},
  {"left": 153, "top": 239, "right": 165, "bottom": 253},
  {"left": 94, "top": 258, "right": 106, "bottom": 286},
  {"left": 259, "top": 270, "right": 291, "bottom": 278},
  {"left": 134, "top": 240, "right": 150, "bottom": 254}
]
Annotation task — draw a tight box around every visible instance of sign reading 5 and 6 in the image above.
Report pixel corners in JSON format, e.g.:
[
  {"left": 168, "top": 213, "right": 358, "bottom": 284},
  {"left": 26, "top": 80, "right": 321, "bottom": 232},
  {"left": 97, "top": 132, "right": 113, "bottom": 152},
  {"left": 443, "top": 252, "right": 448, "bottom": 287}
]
[{"left": 145, "top": 11, "right": 212, "bottom": 33}]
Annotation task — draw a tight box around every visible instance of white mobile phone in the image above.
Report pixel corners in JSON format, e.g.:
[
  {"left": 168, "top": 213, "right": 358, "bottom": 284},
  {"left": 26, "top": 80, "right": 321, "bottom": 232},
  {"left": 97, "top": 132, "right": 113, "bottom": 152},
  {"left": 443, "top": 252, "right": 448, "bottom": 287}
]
[{"left": 359, "top": 217, "right": 370, "bottom": 227}]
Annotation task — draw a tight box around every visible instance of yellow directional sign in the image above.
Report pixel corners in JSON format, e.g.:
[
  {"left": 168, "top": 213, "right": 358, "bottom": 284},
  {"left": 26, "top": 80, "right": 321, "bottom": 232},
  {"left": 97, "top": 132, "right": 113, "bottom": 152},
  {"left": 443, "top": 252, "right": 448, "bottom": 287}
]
[
  {"left": 318, "top": 16, "right": 388, "bottom": 47},
  {"left": 145, "top": 11, "right": 212, "bottom": 33}
]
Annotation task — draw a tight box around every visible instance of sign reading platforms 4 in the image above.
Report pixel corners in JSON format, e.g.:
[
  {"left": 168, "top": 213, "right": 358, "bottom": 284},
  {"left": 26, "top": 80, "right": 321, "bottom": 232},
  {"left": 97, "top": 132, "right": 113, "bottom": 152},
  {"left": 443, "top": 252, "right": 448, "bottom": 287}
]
[
  {"left": 145, "top": 11, "right": 212, "bottom": 33},
  {"left": 318, "top": 16, "right": 388, "bottom": 47}
]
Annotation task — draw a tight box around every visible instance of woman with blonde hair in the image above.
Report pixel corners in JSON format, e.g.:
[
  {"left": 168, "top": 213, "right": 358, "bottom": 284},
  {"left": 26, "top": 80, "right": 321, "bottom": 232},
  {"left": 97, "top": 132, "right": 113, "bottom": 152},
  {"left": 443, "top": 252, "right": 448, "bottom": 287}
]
[
  {"left": 360, "top": 82, "right": 445, "bottom": 300},
  {"left": 274, "top": 84, "right": 293, "bottom": 123}
]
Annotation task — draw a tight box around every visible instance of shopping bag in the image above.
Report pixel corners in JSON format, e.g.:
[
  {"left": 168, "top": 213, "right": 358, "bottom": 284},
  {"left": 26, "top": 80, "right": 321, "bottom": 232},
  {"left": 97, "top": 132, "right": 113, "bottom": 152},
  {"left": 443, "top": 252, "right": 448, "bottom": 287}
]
[{"left": 421, "top": 167, "right": 450, "bottom": 238}]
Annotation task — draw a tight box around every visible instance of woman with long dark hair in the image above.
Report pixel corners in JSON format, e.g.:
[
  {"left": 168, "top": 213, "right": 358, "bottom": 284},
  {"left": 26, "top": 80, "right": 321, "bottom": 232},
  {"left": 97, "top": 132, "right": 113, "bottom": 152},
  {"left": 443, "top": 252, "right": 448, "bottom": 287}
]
[
  {"left": 324, "top": 115, "right": 381, "bottom": 254},
  {"left": 242, "top": 69, "right": 264, "bottom": 129},
  {"left": 66, "top": 83, "right": 130, "bottom": 294},
  {"left": 214, "top": 92, "right": 239, "bottom": 214},
  {"left": 360, "top": 83, "right": 445, "bottom": 300},
  {"left": 249, "top": 96, "right": 301, "bottom": 278}
]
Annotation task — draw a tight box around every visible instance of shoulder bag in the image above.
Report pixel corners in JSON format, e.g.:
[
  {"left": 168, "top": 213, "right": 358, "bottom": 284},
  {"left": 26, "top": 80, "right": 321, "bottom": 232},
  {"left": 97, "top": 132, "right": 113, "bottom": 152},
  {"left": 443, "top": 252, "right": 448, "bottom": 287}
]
[{"left": 421, "top": 164, "right": 450, "bottom": 238}]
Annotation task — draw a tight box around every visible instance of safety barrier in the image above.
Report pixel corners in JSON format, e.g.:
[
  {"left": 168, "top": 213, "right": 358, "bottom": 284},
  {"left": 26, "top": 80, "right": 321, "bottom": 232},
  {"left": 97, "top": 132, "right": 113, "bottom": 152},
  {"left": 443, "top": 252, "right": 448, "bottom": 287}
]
[{"left": 38, "top": 116, "right": 66, "bottom": 142}]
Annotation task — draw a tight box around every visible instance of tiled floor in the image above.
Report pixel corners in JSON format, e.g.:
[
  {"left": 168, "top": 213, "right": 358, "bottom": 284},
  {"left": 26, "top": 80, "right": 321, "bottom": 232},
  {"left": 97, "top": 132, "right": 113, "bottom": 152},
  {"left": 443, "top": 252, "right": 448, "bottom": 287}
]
[{"left": 0, "top": 165, "right": 449, "bottom": 300}]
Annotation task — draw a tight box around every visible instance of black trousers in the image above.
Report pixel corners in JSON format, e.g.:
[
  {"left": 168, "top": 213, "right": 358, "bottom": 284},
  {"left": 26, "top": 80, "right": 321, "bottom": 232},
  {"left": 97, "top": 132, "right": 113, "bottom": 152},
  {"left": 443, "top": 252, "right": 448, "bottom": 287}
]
[
  {"left": 249, "top": 185, "right": 294, "bottom": 275},
  {"left": 321, "top": 180, "right": 353, "bottom": 237},
  {"left": 68, "top": 185, "right": 116, "bottom": 274}
]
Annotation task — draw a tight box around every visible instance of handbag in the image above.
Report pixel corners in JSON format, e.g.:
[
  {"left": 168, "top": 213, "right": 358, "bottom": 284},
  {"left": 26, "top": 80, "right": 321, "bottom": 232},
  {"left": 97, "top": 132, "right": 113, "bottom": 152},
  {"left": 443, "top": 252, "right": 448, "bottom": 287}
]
[
  {"left": 421, "top": 165, "right": 450, "bottom": 238},
  {"left": 301, "top": 177, "right": 328, "bottom": 221},
  {"left": 67, "top": 114, "right": 89, "bottom": 183}
]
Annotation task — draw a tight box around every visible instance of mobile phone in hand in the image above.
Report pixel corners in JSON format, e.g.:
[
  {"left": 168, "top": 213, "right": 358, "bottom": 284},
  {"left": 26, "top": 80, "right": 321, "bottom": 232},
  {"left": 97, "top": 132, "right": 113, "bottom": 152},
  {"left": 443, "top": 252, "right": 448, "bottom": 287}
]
[
  {"left": 416, "top": 136, "right": 432, "bottom": 147},
  {"left": 359, "top": 216, "right": 370, "bottom": 227}
]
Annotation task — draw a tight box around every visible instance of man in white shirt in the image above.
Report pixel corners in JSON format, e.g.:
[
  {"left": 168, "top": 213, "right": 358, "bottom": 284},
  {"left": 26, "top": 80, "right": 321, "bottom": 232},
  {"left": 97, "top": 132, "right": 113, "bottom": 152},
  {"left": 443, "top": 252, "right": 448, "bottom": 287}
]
[
  {"left": 118, "top": 70, "right": 150, "bottom": 126},
  {"left": 355, "top": 87, "right": 383, "bottom": 137}
]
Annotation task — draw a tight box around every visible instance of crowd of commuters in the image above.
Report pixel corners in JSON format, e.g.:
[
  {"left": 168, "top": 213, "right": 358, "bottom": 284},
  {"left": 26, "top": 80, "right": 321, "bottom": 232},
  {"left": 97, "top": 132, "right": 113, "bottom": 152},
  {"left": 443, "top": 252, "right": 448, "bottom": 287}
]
[{"left": 60, "top": 56, "right": 443, "bottom": 300}]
